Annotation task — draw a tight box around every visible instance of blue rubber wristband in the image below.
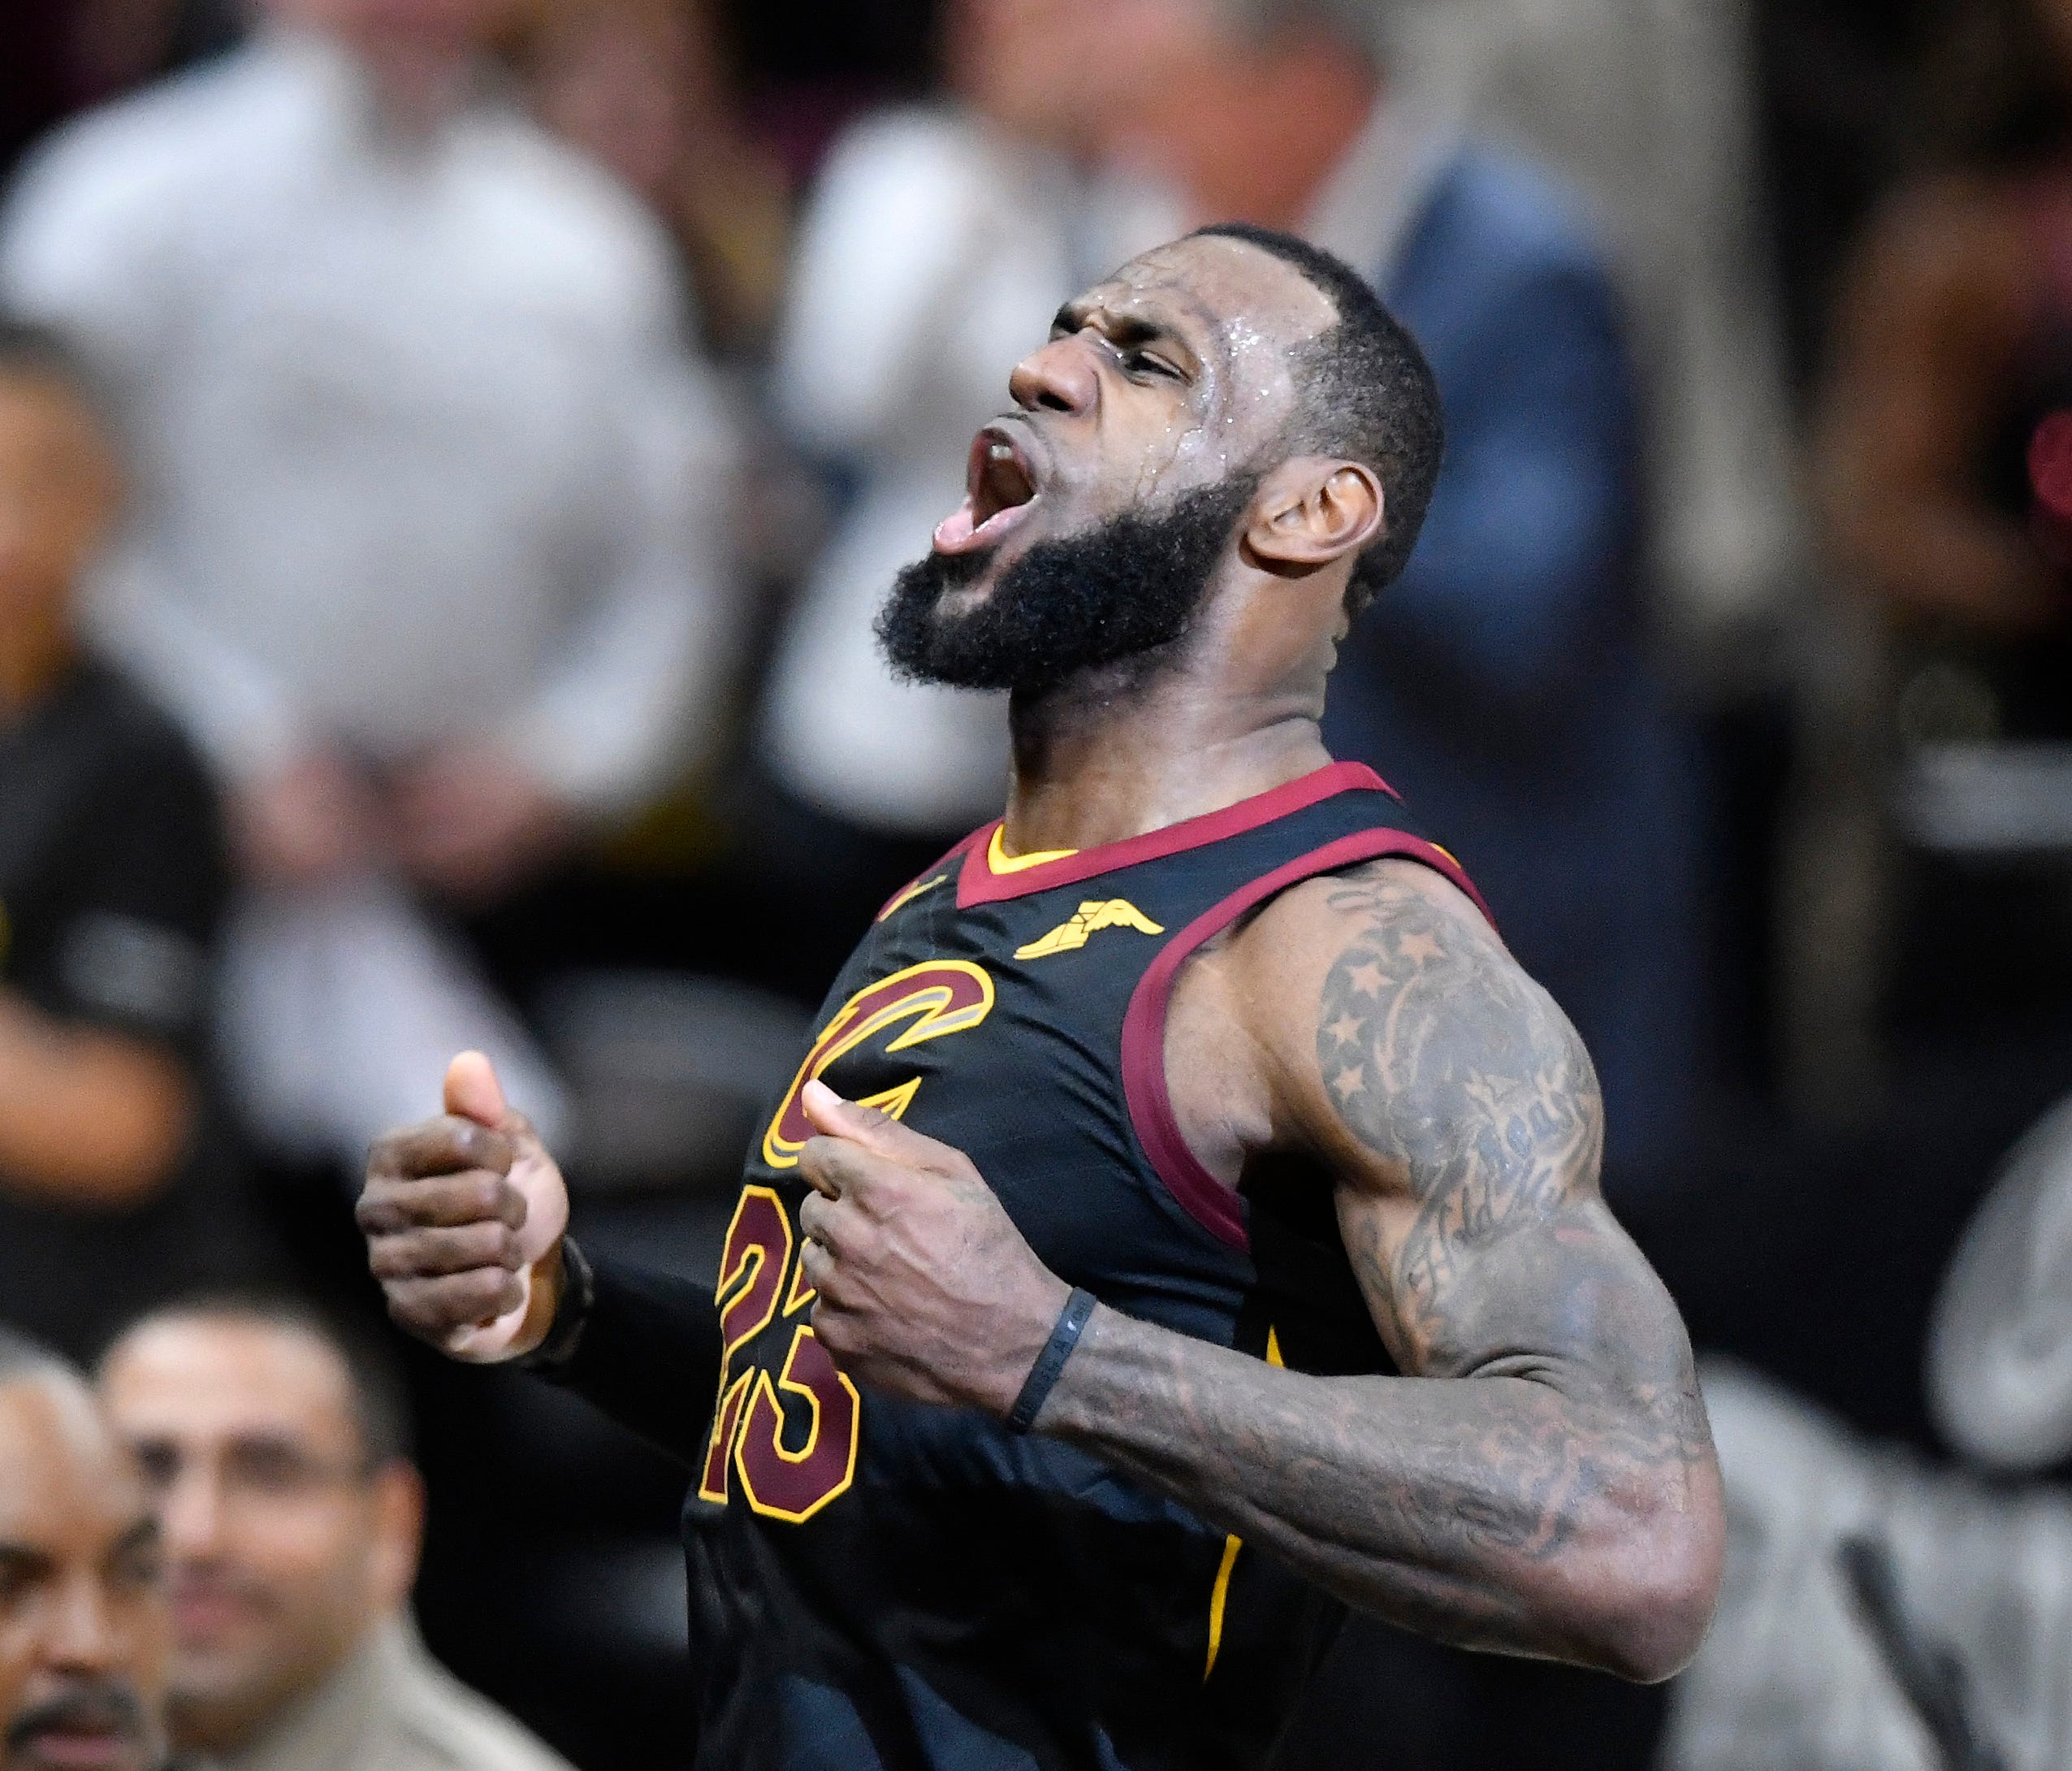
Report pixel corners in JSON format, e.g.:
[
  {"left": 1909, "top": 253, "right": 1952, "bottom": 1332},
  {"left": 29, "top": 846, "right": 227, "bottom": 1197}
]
[{"left": 1007, "top": 1288, "right": 1097, "bottom": 1434}]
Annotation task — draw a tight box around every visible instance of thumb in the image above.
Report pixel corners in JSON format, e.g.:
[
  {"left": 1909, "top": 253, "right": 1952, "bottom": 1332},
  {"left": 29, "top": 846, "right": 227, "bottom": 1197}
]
[
  {"left": 801, "top": 1079, "right": 959, "bottom": 1171},
  {"left": 443, "top": 1050, "right": 508, "bottom": 1129}
]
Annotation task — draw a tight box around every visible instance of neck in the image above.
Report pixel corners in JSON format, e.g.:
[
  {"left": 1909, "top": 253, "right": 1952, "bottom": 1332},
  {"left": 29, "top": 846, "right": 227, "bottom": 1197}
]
[
  {"left": 0, "top": 610, "right": 75, "bottom": 720},
  {"left": 1001, "top": 665, "right": 1331, "bottom": 855}
]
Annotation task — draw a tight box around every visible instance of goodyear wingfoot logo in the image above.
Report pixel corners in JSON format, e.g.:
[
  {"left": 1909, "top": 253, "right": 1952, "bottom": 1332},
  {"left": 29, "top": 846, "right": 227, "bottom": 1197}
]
[{"left": 1014, "top": 900, "right": 1165, "bottom": 960}]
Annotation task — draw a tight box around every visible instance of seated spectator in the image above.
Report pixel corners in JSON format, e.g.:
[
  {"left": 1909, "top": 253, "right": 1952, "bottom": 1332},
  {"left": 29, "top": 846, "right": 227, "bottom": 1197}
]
[
  {"left": 1816, "top": 0, "right": 2072, "bottom": 746},
  {"left": 0, "top": 1327, "right": 176, "bottom": 1771},
  {"left": 99, "top": 1297, "right": 571, "bottom": 1771},
  {"left": 1094, "top": 0, "right": 1706, "bottom": 1192},
  {"left": 0, "top": 0, "right": 740, "bottom": 1174},
  {"left": 0, "top": 318, "right": 274, "bottom": 1362}
]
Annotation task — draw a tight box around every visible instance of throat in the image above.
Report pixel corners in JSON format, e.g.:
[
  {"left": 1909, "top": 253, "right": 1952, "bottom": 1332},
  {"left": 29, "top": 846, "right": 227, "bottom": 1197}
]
[{"left": 1001, "top": 679, "right": 1331, "bottom": 855}]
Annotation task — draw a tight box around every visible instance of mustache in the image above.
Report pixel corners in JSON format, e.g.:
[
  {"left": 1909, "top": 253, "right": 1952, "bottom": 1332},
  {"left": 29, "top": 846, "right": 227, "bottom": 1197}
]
[{"left": 6, "top": 1681, "right": 149, "bottom": 1749}]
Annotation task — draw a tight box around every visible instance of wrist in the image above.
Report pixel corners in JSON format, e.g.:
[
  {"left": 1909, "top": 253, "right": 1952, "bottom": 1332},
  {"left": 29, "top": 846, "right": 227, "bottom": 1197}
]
[
  {"left": 1004, "top": 1287, "right": 1099, "bottom": 1434},
  {"left": 515, "top": 1237, "right": 591, "bottom": 1368}
]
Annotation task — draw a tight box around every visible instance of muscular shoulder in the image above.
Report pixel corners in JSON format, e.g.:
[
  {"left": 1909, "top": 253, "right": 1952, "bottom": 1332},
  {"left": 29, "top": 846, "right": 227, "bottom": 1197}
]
[{"left": 1218, "top": 857, "right": 1603, "bottom": 1202}]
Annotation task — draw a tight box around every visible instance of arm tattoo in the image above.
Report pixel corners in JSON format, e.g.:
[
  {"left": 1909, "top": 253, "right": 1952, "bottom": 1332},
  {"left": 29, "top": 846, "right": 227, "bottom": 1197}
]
[
  {"left": 1036, "top": 862, "right": 1722, "bottom": 1672},
  {"left": 1314, "top": 868, "right": 1604, "bottom": 1363}
]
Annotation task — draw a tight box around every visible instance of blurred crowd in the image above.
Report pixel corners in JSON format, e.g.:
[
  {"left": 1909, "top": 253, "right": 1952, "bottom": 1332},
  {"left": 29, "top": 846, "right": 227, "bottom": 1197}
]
[{"left": 5, "top": 0, "right": 2072, "bottom": 1765}]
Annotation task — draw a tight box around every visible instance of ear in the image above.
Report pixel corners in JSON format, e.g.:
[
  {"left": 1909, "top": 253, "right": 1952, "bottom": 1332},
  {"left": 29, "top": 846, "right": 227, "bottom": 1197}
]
[
  {"left": 366, "top": 1461, "right": 426, "bottom": 1614},
  {"left": 1244, "top": 457, "right": 1386, "bottom": 572}
]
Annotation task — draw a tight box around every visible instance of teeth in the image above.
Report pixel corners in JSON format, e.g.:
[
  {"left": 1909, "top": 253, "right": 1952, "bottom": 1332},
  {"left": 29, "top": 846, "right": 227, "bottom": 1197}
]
[{"left": 990, "top": 444, "right": 1013, "bottom": 461}]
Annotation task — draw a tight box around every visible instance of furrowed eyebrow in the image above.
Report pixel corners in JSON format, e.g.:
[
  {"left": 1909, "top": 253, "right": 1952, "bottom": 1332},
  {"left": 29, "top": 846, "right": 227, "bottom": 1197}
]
[
  {"left": 1051, "top": 304, "right": 1179, "bottom": 349},
  {"left": 0, "top": 1543, "right": 50, "bottom": 1577}
]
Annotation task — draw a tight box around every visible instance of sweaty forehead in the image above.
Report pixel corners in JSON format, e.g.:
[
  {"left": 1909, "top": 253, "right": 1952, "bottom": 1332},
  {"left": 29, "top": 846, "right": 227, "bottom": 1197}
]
[{"left": 1101, "top": 236, "right": 1339, "bottom": 360}]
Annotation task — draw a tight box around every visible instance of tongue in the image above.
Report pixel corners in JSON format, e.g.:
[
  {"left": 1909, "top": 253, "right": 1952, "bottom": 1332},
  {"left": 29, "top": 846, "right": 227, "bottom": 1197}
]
[{"left": 933, "top": 496, "right": 980, "bottom": 551}]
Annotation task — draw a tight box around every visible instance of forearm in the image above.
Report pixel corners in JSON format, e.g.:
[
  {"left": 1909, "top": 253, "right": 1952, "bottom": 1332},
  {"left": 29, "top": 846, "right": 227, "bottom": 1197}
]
[
  {"left": 0, "top": 992, "right": 192, "bottom": 1207},
  {"left": 1038, "top": 1306, "right": 1718, "bottom": 1681},
  {"left": 543, "top": 1249, "right": 725, "bottom": 1467}
]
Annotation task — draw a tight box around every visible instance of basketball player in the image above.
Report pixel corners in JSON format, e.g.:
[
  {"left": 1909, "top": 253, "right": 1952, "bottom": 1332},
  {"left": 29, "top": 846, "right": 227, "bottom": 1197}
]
[{"left": 358, "top": 225, "right": 1724, "bottom": 1768}]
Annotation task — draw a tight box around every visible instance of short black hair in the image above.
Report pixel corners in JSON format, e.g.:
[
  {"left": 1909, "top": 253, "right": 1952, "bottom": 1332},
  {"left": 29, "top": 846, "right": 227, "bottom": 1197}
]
[
  {"left": 1190, "top": 222, "right": 1444, "bottom": 614},
  {"left": 106, "top": 1293, "right": 414, "bottom": 1470}
]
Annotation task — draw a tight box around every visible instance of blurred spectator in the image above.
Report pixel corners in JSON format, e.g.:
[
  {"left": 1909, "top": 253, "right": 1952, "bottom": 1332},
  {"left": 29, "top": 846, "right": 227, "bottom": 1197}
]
[
  {"left": 0, "top": 0, "right": 740, "bottom": 1171},
  {"left": 747, "top": 0, "right": 1170, "bottom": 973},
  {"left": 1389, "top": 0, "right": 1802, "bottom": 653},
  {"left": 0, "top": 1328, "right": 175, "bottom": 1771},
  {"left": 1816, "top": 0, "right": 2072, "bottom": 744},
  {"left": 100, "top": 1298, "right": 572, "bottom": 1771},
  {"left": 2, "top": 0, "right": 242, "bottom": 182},
  {"left": 0, "top": 318, "right": 273, "bottom": 1364},
  {"left": 526, "top": 0, "right": 791, "bottom": 362},
  {"left": 1097, "top": 0, "right": 1706, "bottom": 1188}
]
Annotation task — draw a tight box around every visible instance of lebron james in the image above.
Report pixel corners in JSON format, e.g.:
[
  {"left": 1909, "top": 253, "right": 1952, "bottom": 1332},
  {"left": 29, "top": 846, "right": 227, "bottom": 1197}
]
[{"left": 359, "top": 224, "right": 1723, "bottom": 1769}]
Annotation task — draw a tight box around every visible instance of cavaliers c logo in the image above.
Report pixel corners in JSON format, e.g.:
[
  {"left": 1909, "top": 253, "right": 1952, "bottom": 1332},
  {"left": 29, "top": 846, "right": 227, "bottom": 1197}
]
[{"left": 761, "top": 959, "right": 995, "bottom": 1168}]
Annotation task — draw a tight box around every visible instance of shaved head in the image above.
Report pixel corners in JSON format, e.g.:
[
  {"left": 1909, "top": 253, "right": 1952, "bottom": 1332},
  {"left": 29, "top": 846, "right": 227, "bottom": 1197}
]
[{"left": 0, "top": 1357, "right": 170, "bottom": 1771}]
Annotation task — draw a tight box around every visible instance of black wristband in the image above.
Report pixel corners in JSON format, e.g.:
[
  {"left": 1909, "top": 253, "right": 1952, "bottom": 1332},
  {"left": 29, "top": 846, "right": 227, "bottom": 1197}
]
[
  {"left": 516, "top": 1236, "right": 595, "bottom": 1374},
  {"left": 1006, "top": 1288, "right": 1097, "bottom": 1435}
]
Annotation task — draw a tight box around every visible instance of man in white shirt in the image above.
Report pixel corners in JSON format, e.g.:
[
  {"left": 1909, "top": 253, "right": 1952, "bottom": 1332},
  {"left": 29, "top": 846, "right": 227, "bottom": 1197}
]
[
  {"left": 100, "top": 1298, "right": 573, "bottom": 1771},
  {"left": 0, "top": 0, "right": 738, "bottom": 1164}
]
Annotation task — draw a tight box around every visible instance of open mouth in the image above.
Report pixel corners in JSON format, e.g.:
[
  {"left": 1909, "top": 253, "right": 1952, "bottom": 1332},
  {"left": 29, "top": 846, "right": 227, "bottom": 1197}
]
[{"left": 933, "top": 426, "right": 1042, "bottom": 555}]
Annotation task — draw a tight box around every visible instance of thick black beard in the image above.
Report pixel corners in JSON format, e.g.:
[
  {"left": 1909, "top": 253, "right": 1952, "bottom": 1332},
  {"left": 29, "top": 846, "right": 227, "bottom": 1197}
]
[{"left": 876, "top": 474, "right": 1262, "bottom": 694}]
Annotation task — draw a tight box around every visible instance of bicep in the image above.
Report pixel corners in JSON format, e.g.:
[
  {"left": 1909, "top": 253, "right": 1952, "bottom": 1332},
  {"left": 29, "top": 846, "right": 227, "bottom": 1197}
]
[{"left": 1270, "top": 862, "right": 1617, "bottom": 1372}]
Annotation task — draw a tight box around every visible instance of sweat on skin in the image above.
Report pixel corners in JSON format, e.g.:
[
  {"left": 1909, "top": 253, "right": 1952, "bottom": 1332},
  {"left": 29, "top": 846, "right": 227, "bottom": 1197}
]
[{"left": 357, "top": 229, "right": 1724, "bottom": 1702}]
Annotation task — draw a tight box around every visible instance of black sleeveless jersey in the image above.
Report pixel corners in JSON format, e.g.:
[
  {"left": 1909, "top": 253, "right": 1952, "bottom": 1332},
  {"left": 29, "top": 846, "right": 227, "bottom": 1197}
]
[{"left": 685, "top": 761, "right": 1488, "bottom": 1771}]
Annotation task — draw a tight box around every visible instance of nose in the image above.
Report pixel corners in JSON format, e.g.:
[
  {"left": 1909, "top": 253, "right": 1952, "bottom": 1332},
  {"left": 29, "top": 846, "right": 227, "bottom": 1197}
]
[
  {"left": 158, "top": 1464, "right": 227, "bottom": 1561},
  {"left": 1009, "top": 333, "right": 1098, "bottom": 417},
  {"left": 43, "top": 1571, "right": 122, "bottom": 1674}
]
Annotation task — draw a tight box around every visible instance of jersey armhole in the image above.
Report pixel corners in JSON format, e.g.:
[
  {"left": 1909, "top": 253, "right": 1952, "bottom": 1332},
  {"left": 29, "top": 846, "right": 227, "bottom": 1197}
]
[{"left": 1119, "top": 830, "right": 1492, "bottom": 1254}]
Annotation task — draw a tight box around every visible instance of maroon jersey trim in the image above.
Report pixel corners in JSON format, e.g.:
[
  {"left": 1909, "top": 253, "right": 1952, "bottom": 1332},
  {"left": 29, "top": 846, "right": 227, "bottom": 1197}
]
[
  {"left": 1120, "top": 829, "right": 1494, "bottom": 1254},
  {"left": 955, "top": 761, "right": 1397, "bottom": 909},
  {"left": 874, "top": 830, "right": 990, "bottom": 923}
]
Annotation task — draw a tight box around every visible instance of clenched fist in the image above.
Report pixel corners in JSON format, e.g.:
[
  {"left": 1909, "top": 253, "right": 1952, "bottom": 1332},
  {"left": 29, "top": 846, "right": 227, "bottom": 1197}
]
[
  {"left": 796, "top": 1081, "right": 1071, "bottom": 1417},
  {"left": 358, "top": 1052, "right": 571, "bottom": 1362}
]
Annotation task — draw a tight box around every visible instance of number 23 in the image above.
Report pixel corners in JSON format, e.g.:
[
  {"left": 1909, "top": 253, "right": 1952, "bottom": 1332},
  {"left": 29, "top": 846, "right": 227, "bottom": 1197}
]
[{"left": 699, "top": 1187, "right": 862, "bottom": 1522}]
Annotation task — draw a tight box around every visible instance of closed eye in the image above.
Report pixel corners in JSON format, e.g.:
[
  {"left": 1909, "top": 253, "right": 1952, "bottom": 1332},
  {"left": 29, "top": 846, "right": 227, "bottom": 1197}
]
[{"left": 1120, "top": 347, "right": 1183, "bottom": 381}]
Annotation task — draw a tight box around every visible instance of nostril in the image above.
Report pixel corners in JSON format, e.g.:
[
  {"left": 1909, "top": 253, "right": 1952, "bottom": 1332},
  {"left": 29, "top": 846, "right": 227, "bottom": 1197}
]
[{"left": 1036, "top": 389, "right": 1072, "bottom": 414}]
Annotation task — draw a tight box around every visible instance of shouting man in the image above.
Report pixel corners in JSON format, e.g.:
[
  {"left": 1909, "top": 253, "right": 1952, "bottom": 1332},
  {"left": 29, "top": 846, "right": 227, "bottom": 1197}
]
[{"left": 361, "top": 225, "right": 1723, "bottom": 1769}]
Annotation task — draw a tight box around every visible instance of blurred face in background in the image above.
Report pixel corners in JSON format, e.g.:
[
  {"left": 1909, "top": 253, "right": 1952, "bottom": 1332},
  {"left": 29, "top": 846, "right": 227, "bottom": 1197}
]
[
  {"left": 0, "top": 1372, "right": 169, "bottom": 1771},
  {"left": 530, "top": 0, "right": 702, "bottom": 200},
  {"left": 256, "top": 0, "right": 519, "bottom": 102},
  {"left": 945, "top": 0, "right": 1174, "bottom": 154},
  {"left": 99, "top": 1318, "right": 420, "bottom": 1758},
  {"left": 0, "top": 370, "right": 117, "bottom": 669},
  {"left": 1079, "top": 0, "right": 1380, "bottom": 228}
]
